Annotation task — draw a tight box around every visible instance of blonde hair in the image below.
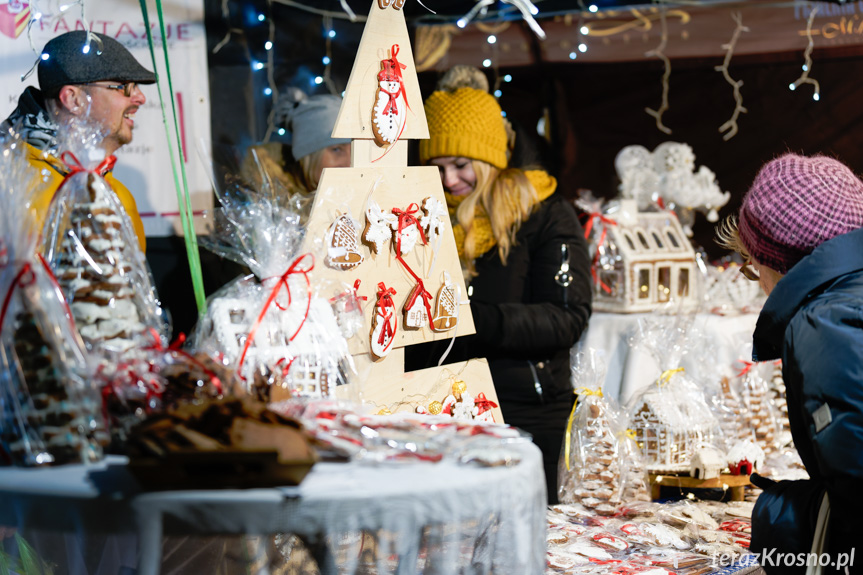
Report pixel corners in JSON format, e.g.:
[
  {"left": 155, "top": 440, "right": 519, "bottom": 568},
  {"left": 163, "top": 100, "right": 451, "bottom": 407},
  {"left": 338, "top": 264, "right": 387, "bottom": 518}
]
[
  {"left": 298, "top": 148, "right": 324, "bottom": 191},
  {"left": 715, "top": 214, "right": 750, "bottom": 258},
  {"left": 456, "top": 159, "right": 538, "bottom": 275}
]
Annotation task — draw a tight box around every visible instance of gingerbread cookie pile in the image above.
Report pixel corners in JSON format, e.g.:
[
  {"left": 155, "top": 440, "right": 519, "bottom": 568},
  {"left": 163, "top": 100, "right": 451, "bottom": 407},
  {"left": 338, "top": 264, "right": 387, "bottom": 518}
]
[
  {"left": 4, "top": 308, "right": 105, "bottom": 465},
  {"left": 54, "top": 174, "right": 145, "bottom": 352},
  {"left": 559, "top": 402, "right": 622, "bottom": 515}
]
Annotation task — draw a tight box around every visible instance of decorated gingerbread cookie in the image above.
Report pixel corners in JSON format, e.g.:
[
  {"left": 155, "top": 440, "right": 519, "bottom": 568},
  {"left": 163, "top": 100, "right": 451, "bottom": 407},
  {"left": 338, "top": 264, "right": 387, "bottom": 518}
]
[
  {"left": 363, "top": 199, "right": 397, "bottom": 255},
  {"left": 370, "top": 282, "right": 397, "bottom": 360},
  {"left": 403, "top": 282, "right": 431, "bottom": 330},
  {"left": 325, "top": 213, "right": 364, "bottom": 270},
  {"left": 432, "top": 271, "right": 458, "bottom": 331},
  {"left": 372, "top": 45, "right": 407, "bottom": 148}
]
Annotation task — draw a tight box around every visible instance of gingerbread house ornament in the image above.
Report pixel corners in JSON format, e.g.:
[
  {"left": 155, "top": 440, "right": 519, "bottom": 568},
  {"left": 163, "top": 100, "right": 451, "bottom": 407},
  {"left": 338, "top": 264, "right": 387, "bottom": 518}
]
[
  {"left": 297, "top": 0, "right": 501, "bottom": 423},
  {"left": 588, "top": 199, "right": 698, "bottom": 313}
]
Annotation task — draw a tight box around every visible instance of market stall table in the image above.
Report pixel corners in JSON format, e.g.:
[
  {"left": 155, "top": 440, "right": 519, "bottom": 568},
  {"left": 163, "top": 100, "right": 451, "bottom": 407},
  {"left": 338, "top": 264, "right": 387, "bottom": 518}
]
[{"left": 0, "top": 443, "right": 546, "bottom": 575}]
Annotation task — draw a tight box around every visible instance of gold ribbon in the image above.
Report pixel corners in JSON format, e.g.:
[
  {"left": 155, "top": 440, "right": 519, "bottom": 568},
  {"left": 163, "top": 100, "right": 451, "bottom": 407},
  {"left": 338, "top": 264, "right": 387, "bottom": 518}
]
[
  {"left": 657, "top": 367, "right": 685, "bottom": 387},
  {"left": 564, "top": 387, "right": 604, "bottom": 471}
]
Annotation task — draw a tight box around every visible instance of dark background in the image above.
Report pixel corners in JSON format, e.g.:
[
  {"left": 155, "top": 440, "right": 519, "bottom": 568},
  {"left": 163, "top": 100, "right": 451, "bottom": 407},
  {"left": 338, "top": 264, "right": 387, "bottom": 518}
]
[{"left": 150, "top": 0, "right": 863, "bottom": 337}]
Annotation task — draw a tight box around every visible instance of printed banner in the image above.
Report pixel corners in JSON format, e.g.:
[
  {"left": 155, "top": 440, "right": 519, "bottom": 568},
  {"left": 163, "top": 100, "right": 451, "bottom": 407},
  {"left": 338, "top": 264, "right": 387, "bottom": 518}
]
[{"left": 0, "top": 0, "right": 211, "bottom": 237}]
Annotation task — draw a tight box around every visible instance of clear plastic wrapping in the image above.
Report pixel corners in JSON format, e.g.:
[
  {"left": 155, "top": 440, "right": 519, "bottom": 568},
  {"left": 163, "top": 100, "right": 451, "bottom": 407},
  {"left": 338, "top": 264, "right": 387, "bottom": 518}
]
[
  {"left": 558, "top": 349, "right": 650, "bottom": 513},
  {"left": 626, "top": 318, "right": 719, "bottom": 473},
  {"left": 0, "top": 129, "right": 106, "bottom": 466},
  {"left": 194, "top": 185, "right": 359, "bottom": 401},
  {"left": 40, "top": 124, "right": 168, "bottom": 354},
  {"left": 269, "top": 398, "right": 526, "bottom": 466}
]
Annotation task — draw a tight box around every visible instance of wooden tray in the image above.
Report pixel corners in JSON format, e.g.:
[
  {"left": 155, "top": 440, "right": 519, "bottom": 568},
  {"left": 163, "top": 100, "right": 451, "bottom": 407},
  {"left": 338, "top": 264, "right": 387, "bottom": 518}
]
[{"left": 128, "top": 450, "right": 316, "bottom": 490}]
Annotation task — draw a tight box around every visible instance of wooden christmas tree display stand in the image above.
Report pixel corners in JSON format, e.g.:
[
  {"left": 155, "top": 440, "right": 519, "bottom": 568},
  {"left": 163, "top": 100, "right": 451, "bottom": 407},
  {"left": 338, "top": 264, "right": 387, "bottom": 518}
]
[{"left": 299, "top": 1, "right": 501, "bottom": 422}]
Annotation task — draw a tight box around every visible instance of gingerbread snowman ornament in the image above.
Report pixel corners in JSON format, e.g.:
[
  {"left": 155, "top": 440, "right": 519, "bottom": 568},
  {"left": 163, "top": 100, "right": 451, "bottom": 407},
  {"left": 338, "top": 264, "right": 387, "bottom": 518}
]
[{"left": 372, "top": 45, "right": 408, "bottom": 148}]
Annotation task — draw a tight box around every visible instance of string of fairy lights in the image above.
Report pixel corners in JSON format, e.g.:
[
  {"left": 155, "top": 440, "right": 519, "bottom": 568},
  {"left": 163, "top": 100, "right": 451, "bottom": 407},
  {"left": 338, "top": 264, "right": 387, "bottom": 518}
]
[{"left": 17, "top": 0, "right": 830, "bottom": 143}]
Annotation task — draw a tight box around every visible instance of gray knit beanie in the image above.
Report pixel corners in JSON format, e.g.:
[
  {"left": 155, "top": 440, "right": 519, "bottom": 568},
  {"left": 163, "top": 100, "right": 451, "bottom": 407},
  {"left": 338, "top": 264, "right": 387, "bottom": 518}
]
[{"left": 277, "top": 89, "right": 350, "bottom": 161}]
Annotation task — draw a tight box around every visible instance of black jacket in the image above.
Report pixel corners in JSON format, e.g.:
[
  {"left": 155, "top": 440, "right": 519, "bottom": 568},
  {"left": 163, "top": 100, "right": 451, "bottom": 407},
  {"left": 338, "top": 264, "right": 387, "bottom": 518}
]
[
  {"left": 406, "top": 193, "right": 592, "bottom": 500},
  {"left": 750, "top": 226, "right": 863, "bottom": 569}
]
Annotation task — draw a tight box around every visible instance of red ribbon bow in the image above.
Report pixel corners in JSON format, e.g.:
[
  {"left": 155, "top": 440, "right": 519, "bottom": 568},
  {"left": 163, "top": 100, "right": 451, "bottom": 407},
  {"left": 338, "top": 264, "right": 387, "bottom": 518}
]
[
  {"left": 375, "top": 282, "right": 397, "bottom": 348},
  {"left": 238, "top": 253, "right": 315, "bottom": 381},
  {"left": 60, "top": 151, "right": 117, "bottom": 178},
  {"left": 474, "top": 392, "right": 498, "bottom": 414},
  {"left": 391, "top": 203, "right": 427, "bottom": 256},
  {"left": 581, "top": 212, "right": 618, "bottom": 295},
  {"left": 377, "top": 44, "right": 408, "bottom": 116},
  {"left": 329, "top": 278, "right": 368, "bottom": 313}
]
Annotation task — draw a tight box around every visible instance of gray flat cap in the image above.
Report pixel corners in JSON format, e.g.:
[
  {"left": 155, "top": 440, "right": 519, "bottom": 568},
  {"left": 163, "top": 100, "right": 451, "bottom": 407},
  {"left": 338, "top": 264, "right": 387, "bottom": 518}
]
[{"left": 38, "top": 31, "right": 156, "bottom": 98}]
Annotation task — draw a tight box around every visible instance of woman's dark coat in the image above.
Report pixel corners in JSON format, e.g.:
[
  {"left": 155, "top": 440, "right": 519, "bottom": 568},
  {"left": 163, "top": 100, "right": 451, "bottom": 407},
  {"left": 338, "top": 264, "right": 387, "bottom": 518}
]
[{"left": 750, "top": 226, "right": 863, "bottom": 571}]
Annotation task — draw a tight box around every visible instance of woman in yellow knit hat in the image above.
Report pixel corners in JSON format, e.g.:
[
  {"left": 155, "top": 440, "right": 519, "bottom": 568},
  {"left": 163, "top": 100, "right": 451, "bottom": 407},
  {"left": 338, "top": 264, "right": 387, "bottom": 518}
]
[{"left": 408, "top": 68, "right": 592, "bottom": 503}]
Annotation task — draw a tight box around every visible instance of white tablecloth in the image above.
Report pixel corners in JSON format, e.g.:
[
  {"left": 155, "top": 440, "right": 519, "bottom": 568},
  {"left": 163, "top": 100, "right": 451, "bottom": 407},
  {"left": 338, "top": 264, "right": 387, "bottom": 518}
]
[
  {"left": 0, "top": 444, "right": 546, "bottom": 575},
  {"left": 580, "top": 311, "right": 760, "bottom": 405}
]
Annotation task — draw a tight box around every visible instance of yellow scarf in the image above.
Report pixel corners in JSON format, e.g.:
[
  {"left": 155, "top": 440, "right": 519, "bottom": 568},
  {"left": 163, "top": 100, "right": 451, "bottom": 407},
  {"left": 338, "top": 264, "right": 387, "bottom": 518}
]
[{"left": 447, "top": 169, "right": 557, "bottom": 260}]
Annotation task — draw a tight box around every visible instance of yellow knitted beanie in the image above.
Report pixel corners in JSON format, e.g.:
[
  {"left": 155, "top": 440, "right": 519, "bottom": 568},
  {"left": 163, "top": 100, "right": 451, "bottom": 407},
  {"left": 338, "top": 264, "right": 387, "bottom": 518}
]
[{"left": 419, "top": 87, "right": 508, "bottom": 170}]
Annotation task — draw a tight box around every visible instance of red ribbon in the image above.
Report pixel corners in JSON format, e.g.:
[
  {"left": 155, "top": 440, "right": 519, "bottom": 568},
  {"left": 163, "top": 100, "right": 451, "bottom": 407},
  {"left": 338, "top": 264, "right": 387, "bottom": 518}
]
[
  {"left": 59, "top": 151, "right": 117, "bottom": 178},
  {"left": 377, "top": 44, "right": 408, "bottom": 114},
  {"left": 581, "top": 212, "right": 618, "bottom": 295},
  {"left": 391, "top": 203, "right": 427, "bottom": 256},
  {"left": 374, "top": 282, "right": 397, "bottom": 349},
  {"left": 393, "top": 251, "right": 435, "bottom": 332},
  {"left": 372, "top": 45, "right": 410, "bottom": 163},
  {"left": 474, "top": 392, "right": 498, "bottom": 414},
  {"left": 0, "top": 254, "right": 77, "bottom": 337},
  {"left": 238, "top": 254, "right": 315, "bottom": 381},
  {"left": 145, "top": 329, "right": 223, "bottom": 394},
  {"left": 736, "top": 360, "right": 754, "bottom": 378},
  {"left": 329, "top": 279, "right": 368, "bottom": 313}
]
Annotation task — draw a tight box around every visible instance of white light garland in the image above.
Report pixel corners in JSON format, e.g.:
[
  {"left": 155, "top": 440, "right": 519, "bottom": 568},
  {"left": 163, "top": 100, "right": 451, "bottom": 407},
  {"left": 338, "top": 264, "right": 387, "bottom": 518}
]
[
  {"left": 715, "top": 12, "right": 749, "bottom": 141},
  {"left": 789, "top": 6, "right": 820, "bottom": 102},
  {"left": 644, "top": 3, "right": 672, "bottom": 135}
]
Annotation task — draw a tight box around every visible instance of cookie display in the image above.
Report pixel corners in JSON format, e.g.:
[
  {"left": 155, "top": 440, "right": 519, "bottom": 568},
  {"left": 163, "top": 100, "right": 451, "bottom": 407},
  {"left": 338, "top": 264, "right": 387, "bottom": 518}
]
[
  {"left": 370, "top": 282, "right": 397, "bottom": 360},
  {"left": 403, "top": 282, "right": 431, "bottom": 330},
  {"left": 50, "top": 174, "right": 147, "bottom": 352},
  {"left": 371, "top": 45, "right": 407, "bottom": 148},
  {"left": 431, "top": 271, "right": 458, "bottom": 331},
  {"left": 363, "top": 199, "right": 396, "bottom": 255},
  {"left": 737, "top": 364, "right": 779, "bottom": 454},
  {"left": 3, "top": 308, "right": 106, "bottom": 466},
  {"left": 325, "top": 213, "right": 364, "bottom": 270}
]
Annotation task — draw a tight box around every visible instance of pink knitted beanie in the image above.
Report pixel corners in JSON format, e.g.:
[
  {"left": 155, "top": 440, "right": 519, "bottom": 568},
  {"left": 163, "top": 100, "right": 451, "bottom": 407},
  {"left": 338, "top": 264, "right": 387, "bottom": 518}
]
[{"left": 738, "top": 153, "right": 863, "bottom": 274}]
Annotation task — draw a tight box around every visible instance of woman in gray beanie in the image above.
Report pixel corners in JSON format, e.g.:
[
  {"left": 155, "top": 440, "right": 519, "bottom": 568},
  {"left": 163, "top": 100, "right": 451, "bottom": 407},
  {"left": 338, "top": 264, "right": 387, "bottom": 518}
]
[
  {"left": 243, "top": 89, "right": 351, "bottom": 197},
  {"left": 718, "top": 153, "right": 863, "bottom": 573}
]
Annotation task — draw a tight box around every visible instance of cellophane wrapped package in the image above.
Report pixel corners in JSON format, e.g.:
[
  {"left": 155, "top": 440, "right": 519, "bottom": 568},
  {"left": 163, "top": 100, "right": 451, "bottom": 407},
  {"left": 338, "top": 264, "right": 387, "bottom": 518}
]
[
  {"left": 626, "top": 317, "right": 719, "bottom": 473},
  {"left": 734, "top": 358, "right": 782, "bottom": 456},
  {"left": 194, "top": 184, "right": 360, "bottom": 402},
  {"left": 0, "top": 128, "right": 106, "bottom": 466},
  {"left": 37, "top": 122, "right": 170, "bottom": 443},
  {"left": 40, "top": 122, "right": 168, "bottom": 354},
  {"left": 558, "top": 349, "right": 649, "bottom": 514}
]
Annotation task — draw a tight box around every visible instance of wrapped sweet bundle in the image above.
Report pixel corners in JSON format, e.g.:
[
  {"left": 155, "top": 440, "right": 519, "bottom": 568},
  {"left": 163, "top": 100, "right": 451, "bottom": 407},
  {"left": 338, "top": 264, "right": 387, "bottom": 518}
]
[
  {"left": 194, "top": 185, "right": 359, "bottom": 401},
  {"left": 558, "top": 349, "right": 640, "bottom": 514},
  {"left": 0, "top": 131, "right": 106, "bottom": 466},
  {"left": 40, "top": 124, "right": 168, "bottom": 355},
  {"left": 735, "top": 359, "right": 780, "bottom": 454},
  {"left": 626, "top": 318, "right": 719, "bottom": 473}
]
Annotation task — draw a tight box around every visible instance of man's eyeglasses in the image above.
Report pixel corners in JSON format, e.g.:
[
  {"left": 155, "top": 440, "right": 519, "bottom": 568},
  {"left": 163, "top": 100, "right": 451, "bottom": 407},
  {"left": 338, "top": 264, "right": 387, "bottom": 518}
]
[
  {"left": 740, "top": 258, "right": 760, "bottom": 282},
  {"left": 84, "top": 82, "right": 139, "bottom": 97}
]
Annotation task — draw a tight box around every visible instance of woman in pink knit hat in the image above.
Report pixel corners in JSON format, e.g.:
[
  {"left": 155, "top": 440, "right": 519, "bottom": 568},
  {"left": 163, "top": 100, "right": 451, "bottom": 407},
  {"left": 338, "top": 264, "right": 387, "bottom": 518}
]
[{"left": 718, "top": 153, "right": 863, "bottom": 573}]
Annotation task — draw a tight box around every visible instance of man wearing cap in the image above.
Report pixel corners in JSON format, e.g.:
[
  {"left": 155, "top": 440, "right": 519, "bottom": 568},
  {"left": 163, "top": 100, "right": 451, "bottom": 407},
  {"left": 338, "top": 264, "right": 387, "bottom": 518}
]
[
  {"left": 718, "top": 153, "right": 863, "bottom": 572},
  {"left": 1, "top": 30, "right": 156, "bottom": 252}
]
